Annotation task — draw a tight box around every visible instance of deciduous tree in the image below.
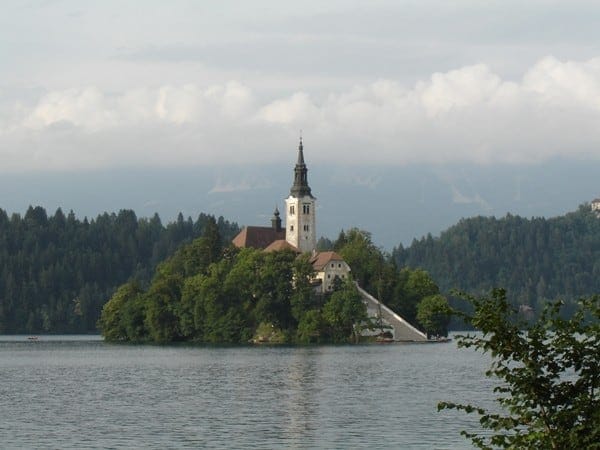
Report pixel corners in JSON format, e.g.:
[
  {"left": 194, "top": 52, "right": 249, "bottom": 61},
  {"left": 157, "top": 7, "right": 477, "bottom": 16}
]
[{"left": 439, "top": 289, "right": 600, "bottom": 449}]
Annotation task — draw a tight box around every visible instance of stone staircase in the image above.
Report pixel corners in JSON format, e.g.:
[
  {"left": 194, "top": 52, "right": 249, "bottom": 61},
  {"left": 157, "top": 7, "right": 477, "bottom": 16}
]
[{"left": 355, "top": 283, "right": 428, "bottom": 342}]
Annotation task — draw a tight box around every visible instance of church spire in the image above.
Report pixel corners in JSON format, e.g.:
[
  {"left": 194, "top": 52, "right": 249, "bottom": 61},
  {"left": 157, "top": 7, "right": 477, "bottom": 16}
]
[
  {"left": 297, "top": 136, "right": 305, "bottom": 165},
  {"left": 290, "top": 136, "right": 313, "bottom": 198},
  {"left": 271, "top": 206, "right": 282, "bottom": 232}
]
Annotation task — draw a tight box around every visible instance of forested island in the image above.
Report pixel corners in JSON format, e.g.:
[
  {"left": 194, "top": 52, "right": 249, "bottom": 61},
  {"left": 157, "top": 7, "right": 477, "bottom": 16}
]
[{"left": 99, "top": 226, "right": 448, "bottom": 343}]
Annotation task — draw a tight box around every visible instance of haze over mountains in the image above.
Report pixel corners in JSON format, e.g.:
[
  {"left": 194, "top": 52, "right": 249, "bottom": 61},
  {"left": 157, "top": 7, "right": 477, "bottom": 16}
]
[{"left": 1, "top": 158, "right": 597, "bottom": 249}]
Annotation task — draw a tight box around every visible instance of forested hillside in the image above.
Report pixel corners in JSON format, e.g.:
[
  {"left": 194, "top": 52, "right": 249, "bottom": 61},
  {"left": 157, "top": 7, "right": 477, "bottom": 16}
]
[
  {"left": 0, "top": 206, "right": 239, "bottom": 334},
  {"left": 393, "top": 205, "right": 600, "bottom": 314}
]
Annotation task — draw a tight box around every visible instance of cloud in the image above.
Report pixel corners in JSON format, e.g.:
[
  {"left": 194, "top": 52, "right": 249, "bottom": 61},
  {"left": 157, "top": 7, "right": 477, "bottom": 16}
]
[
  {"left": 209, "top": 177, "right": 272, "bottom": 194},
  {"left": 3, "top": 56, "right": 600, "bottom": 171},
  {"left": 450, "top": 185, "right": 492, "bottom": 211}
]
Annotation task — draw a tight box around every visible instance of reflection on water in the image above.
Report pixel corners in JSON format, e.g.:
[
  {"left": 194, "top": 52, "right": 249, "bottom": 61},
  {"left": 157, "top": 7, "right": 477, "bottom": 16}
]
[{"left": 0, "top": 336, "right": 495, "bottom": 449}]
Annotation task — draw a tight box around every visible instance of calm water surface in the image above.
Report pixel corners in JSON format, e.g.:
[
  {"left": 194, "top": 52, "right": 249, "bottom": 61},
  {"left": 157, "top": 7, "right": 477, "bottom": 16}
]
[{"left": 0, "top": 334, "right": 495, "bottom": 449}]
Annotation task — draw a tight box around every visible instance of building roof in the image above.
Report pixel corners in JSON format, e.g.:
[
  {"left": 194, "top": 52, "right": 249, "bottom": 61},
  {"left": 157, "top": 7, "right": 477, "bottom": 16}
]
[
  {"left": 264, "top": 239, "right": 300, "bottom": 253},
  {"left": 232, "top": 226, "right": 286, "bottom": 249},
  {"left": 290, "top": 137, "right": 314, "bottom": 198},
  {"left": 592, "top": 198, "right": 600, "bottom": 203},
  {"left": 310, "top": 251, "right": 347, "bottom": 271}
]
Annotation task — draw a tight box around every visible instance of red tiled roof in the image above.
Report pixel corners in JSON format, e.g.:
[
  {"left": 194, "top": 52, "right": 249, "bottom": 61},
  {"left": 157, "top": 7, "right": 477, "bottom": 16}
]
[
  {"left": 309, "top": 251, "right": 346, "bottom": 271},
  {"left": 264, "top": 239, "right": 300, "bottom": 253},
  {"left": 232, "top": 226, "right": 286, "bottom": 249}
]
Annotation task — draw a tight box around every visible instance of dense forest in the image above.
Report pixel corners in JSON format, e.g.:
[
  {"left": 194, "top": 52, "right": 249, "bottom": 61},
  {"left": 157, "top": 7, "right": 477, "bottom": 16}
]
[
  {"left": 99, "top": 227, "right": 449, "bottom": 343},
  {"left": 6, "top": 202, "right": 597, "bottom": 337},
  {"left": 0, "top": 206, "right": 239, "bottom": 333},
  {"left": 393, "top": 205, "right": 600, "bottom": 315}
]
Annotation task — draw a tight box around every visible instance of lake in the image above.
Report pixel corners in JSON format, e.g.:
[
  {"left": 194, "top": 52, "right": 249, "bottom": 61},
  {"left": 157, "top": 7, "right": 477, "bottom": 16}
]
[{"left": 0, "top": 334, "right": 496, "bottom": 449}]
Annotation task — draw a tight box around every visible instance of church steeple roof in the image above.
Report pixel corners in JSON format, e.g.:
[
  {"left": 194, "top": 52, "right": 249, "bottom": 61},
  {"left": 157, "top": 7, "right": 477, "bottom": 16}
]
[
  {"left": 297, "top": 137, "right": 305, "bottom": 165},
  {"left": 290, "top": 137, "right": 314, "bottom": 198},
  {"left": 271, "top": 206, "right": 282, "bottom": 231}
]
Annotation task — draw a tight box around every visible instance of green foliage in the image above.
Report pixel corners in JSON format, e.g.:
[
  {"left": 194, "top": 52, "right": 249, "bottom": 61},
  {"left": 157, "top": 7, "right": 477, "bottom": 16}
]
[
  {"left": 333, "top": 228, "right": 441, "bottom": 332},
  {"left": 101, "top": 242, "right": 328, "bottom": 344},
  {"left": 337, "top": 229, "right": 384, "bottom": 289},
  {"left": 416, "top": 294, "right": 451, "bottom": 338},
  {"left": 290, "top": 254, "right": 317, "bottom": 322},
  {"left": 0, "top": 206, "right": 238, "bottom": 334},
  {"left": 252, "top": 322, "right": 286, "bottom": 344},
  {"left": 439, "top": 289, "right": 600, "bottom": 449},
  {"left": 144, "top": 274, "right": 183, "bottom": 343},
  {"left": 391, "top": 268, "right": 440, "bottom": 325},
  {"left": 99, "top": 223, "right": 448, "bottom": 343},
  {"left": 98, "top": 281, "right": 144, "bottom": 341},
  {"left": 100, "top": 232, "right": 383, "bottom": 344},
  {"left": 322, "top": 280, "right": 368, "bottom": 343},
  {"left": 296, "top": 309, "right": 325, "bottom": 343},
  {"left": 394, "top": 205, "right": 600, "bottom": 316}
]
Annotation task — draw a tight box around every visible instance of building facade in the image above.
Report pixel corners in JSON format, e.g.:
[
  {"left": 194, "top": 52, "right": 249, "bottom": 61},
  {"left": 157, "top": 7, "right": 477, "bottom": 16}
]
[{"left": 310, "top": 251, "right": 351, "bottom": 292}]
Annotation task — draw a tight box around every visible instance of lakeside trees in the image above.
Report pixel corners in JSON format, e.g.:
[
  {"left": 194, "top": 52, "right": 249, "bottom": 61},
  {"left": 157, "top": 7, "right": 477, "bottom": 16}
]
[
  {"left": 334, "top": 228, "right": 451, "bottom": 337},
  {"left": 439, "top": 289, "right": 600, "bottom": 449},
  {"left": 0, "top": 206, "right": 239, "bottom": 334},
  {"left": 99, "top": 228, "right": 371, "bottom": 343},
  {"left": 99, "top": 225, "right": 450, "bottom": 343},
  {"left": 0, "top": 202, "right": 447, "bottom": 339}
]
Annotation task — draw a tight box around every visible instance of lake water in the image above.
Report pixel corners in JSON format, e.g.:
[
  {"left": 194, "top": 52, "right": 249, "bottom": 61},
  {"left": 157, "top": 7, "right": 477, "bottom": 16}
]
[{"left": 0, "top": 334, "right": 496, "bottom": 449}]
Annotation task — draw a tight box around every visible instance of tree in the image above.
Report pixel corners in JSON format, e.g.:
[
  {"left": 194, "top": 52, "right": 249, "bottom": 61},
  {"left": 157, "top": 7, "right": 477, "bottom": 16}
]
[
  {"left": 296, "top": 309, "right": 325, "bottom": 343},
  {"left": 439, "top": 289, "right": 600, "bottom": 450},
  {"left": 337, "top": 229, "right": 384, "bottom": 290},
  {"left": 322, "top": 280, "right": 368, "bottom": 343},
  {"left": 98, "top": 281, "right": 144, "bottom": 341},
  {"left": 416, "top": 294, "right": 450, "bottom": 338},
  {"left": 392, "top": 268, "right": 440, "bottom": 324}
]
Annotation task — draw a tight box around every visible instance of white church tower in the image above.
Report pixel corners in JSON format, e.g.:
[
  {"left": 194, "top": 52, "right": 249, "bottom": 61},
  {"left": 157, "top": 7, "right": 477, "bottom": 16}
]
[{"left": 285, "top": 138, "right": 317, "bottom": 253}]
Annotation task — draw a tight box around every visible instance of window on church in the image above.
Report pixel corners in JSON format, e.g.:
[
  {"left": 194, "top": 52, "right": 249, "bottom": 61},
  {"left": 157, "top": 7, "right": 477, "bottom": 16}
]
[
  {"left": 290, "top": 225, "right": 294, "bottom": 232},
  {"left": 303, "top": 204, "right": 310, "bottom": 214},
  {"left": 289, "top": 205, "right": 295, "bottom": 215}
]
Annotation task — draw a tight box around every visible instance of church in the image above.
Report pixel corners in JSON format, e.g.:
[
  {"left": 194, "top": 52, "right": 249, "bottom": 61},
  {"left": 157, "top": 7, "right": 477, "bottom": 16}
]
[
  {"left": 231, "top": 139, "right": 428, "bottom": 341},
  {"left": 232, "top": 138, "right": 351, "bottom": 293}
]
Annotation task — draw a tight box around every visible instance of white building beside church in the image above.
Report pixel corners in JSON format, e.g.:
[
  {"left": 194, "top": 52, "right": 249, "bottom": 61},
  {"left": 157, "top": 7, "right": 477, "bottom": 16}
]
[{"left": 310, "top": 251, "right": 351, "bottom": 292}]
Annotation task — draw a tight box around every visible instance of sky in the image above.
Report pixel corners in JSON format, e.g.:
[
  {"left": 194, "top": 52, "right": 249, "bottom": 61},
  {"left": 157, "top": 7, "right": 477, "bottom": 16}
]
[{"left": 2, "top": 1, "right": 600, "bottom": 247}]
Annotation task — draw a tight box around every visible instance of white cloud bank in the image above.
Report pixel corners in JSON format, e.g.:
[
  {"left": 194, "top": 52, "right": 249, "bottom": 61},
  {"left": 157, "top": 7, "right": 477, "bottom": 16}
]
[{"left": 2, "top": 56, "right": 600, "bottom": 171}]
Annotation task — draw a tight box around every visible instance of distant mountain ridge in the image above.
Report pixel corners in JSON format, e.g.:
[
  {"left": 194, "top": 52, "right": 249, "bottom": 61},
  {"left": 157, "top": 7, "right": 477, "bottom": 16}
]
[{"left": 392, "top": 205, "right": 600, "bottom": 313}]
